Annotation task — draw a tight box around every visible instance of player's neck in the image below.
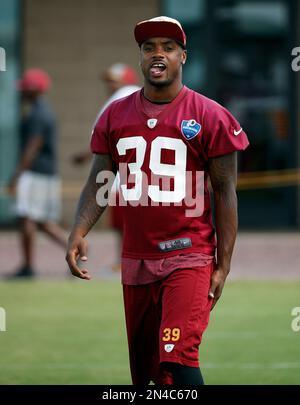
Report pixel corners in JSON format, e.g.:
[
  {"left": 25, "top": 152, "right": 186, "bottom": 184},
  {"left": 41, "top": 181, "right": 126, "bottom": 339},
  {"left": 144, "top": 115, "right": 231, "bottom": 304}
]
[{"left": 143, "top": 82, "right": 183, "bottom": 103}]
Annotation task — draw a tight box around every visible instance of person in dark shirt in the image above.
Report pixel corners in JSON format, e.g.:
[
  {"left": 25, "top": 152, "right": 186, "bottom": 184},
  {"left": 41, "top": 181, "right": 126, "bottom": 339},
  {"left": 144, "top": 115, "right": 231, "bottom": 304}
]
[{"left": 8, "top": 68, "right": 67, "bottom": 277}]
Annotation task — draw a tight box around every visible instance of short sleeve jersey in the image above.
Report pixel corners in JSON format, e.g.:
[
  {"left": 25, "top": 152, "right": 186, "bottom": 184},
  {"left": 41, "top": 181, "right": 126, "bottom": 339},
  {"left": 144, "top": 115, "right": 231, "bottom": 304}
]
[{"left": 91, "top": 86, "right": 249, "bottom": 259}]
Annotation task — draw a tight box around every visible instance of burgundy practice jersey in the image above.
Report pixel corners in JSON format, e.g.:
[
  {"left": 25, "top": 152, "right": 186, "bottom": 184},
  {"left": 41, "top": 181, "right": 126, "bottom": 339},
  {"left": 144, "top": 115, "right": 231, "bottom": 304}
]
[{"left": 91, "top": 86, "right": 249, "bottom": 259}]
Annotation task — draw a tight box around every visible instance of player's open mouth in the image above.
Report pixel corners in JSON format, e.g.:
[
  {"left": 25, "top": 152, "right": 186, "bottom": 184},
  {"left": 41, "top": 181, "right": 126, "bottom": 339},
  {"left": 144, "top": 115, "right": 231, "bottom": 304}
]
[{"left": 149, "top": 63, "right": 167, "bottom": 78}]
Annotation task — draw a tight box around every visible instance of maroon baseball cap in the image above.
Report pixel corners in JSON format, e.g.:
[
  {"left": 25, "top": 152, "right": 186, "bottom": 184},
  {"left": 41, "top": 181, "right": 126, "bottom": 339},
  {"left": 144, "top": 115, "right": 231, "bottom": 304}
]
[
  {"left": 18, "top": 68, "right": 51, "bottom": 93},
  {"left": 134, "top": 16, "right": 186, "bottom": 48}
]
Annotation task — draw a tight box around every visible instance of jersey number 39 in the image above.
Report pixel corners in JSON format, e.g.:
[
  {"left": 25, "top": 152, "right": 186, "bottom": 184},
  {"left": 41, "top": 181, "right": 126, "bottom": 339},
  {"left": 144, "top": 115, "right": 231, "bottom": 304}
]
[{"left": 116, "top": 136, "right": 187, "bottom": 203}]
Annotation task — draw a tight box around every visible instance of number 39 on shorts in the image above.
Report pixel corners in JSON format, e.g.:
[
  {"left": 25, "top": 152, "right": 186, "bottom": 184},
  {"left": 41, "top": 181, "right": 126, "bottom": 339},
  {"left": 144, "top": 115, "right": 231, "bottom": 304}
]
[{"left": 162, "top": 327, "right": 181, "bottom": 342}]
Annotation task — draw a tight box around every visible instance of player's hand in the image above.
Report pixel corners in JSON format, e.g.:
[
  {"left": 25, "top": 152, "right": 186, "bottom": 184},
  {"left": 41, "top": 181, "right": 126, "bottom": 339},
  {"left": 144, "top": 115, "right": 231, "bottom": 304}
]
[
  {"left": 208, "top": 267, "right": 228, "bottom": 310},
  {"left": 65, "top": 233, "right": 91, "bottom": 280}
]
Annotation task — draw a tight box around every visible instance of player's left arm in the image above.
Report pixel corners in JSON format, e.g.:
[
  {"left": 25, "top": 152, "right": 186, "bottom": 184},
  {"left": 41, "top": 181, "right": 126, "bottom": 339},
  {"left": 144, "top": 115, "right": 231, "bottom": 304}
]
[{"left": 208, "top": 151, "right": 238, "bottom": 310}]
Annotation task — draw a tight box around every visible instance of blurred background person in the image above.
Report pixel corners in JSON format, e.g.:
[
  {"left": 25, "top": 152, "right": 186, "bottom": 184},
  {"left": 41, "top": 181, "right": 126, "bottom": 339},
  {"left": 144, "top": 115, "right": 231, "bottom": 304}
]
[
  {"left": 72, "top": 63, "right": 140, "bottom": 271},
  {"left": 72, "top": 63, "right": 140, "bottom": 165},
  {"left": 7, "top": 68, "right": 67, "bottom": 278}
]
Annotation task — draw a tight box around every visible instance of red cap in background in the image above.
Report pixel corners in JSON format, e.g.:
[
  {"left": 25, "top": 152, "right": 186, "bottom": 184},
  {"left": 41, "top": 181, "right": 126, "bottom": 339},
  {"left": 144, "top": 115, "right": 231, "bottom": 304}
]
[{"left": 18, "top": 68, "right": 51, "bottom": 93}]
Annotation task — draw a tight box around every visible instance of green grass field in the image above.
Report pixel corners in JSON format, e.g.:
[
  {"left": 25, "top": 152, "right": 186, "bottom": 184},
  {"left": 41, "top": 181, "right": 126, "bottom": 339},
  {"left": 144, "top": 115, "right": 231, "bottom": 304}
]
[{"left": 0, "top": 279, "right": 299, "bottom": 385}]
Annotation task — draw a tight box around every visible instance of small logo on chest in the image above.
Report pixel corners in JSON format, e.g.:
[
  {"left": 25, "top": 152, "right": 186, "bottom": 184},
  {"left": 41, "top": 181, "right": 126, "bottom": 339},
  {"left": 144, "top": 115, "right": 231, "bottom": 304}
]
[
  {"left": 181, "top": 119, "right": 201, "bottom": 140},
  {"left": 147, "top": 118, "right": 158, "bottom": 129}
]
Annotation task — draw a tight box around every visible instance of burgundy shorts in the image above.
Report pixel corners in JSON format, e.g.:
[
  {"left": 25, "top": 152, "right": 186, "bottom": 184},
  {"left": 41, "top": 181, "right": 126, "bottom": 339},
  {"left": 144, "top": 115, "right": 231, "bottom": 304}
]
[{"left": 122, "top": 263, "right": 214, "bottom": 384}]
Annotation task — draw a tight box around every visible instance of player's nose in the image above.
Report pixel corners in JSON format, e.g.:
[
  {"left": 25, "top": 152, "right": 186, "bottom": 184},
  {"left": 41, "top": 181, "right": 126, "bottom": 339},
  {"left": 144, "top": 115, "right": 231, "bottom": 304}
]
[
  {"left": 151, "top": 53, "right": 166, "bottom": 63},
  {"left": 151, "top": 45, "right": 166, "bottom": 58}
]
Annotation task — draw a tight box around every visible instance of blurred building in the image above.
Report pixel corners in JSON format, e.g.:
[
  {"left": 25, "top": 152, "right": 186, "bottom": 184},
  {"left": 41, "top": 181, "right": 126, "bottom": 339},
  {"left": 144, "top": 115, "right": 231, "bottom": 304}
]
[{"left": 0, "top": 0, "right": 299, "bottom": 229}]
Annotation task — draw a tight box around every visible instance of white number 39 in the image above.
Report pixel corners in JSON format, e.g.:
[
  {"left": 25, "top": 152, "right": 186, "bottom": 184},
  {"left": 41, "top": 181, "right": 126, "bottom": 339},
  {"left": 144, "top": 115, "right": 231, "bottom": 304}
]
[{"left": 116, "top": 136, "right": 187, "bottom": 203}]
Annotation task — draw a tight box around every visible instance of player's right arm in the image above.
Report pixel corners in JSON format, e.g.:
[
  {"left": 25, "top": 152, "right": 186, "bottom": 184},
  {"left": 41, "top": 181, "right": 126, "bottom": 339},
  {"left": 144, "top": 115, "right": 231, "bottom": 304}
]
[{"left": 65, "top": 153, "right": 112, "bottom": 280}]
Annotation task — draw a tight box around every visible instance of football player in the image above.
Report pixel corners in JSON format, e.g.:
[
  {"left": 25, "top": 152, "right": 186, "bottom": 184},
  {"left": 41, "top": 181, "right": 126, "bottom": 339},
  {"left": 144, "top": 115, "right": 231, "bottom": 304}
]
[{"left": 66, "top": 16, "right": 249, "bottom": 385}]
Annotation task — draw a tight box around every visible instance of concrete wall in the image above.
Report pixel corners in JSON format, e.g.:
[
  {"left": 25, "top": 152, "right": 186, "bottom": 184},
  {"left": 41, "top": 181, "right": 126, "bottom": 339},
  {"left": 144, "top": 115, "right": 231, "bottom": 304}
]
[{"left": 23, "top": 0, "right": 158, "bottom": 227}]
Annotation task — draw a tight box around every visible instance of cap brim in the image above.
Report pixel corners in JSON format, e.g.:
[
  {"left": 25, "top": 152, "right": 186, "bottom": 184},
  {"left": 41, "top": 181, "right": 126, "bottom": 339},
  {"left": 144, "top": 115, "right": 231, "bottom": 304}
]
[{"left": 16, "top": 80, "right": 48, "bottom": 93}]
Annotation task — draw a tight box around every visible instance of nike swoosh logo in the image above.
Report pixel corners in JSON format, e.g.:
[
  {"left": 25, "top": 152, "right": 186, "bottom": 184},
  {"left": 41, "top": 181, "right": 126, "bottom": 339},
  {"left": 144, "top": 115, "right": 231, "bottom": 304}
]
[{"left": 234, "top": 128, "right": 243, "bottom": 136}]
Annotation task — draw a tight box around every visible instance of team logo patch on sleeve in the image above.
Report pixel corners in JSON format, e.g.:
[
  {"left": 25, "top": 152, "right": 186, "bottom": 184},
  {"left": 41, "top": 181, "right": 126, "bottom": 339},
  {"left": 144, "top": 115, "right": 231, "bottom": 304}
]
[{"left": 181, "top": 119, "right": 202, "bottom": 140}]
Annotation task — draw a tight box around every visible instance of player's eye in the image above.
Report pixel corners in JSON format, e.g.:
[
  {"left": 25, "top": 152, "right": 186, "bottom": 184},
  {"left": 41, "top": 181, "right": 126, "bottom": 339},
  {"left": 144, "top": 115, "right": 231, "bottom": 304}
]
[
  {"left": 143, "top": 45, "right": 153, "bottom": 52},
  {"left": 163, "top": 44, "right": 174, "bottom": 52}
]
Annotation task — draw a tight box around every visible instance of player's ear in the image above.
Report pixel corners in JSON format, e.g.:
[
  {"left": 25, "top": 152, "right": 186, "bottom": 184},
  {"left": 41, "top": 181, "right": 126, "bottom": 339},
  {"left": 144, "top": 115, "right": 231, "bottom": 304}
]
[{"left": 181, "top": 50, "right": 187, "bottom": 65}]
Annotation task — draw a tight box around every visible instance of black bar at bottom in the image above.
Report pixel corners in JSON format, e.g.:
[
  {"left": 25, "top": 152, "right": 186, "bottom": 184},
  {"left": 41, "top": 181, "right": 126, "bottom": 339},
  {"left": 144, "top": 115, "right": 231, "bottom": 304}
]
[{"left": 0, "top": 385, "right": 300, "bottom": 402}]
